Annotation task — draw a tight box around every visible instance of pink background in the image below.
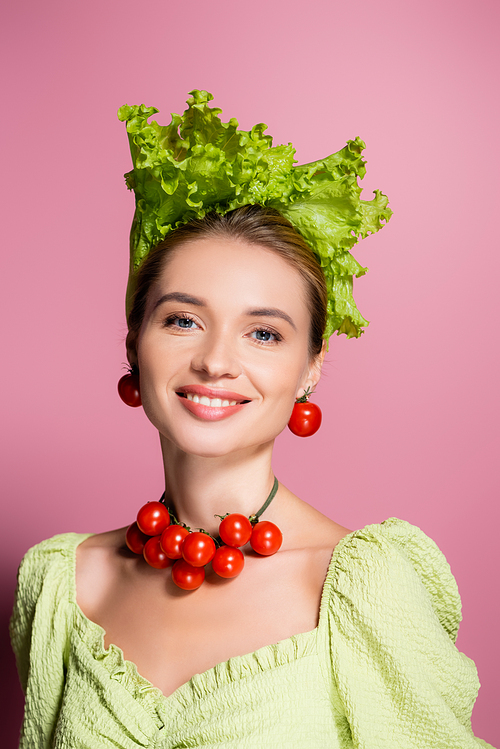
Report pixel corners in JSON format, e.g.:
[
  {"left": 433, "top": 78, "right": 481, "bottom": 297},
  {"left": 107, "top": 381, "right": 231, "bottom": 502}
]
[{"left": 1, "top": 0, "right": 498, "bottom": 745}]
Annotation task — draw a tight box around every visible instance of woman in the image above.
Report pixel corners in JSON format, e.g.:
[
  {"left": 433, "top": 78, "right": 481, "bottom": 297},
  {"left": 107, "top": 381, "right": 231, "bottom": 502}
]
[{"left": 10, "top": 91, "right": 492, "bottom": 748}]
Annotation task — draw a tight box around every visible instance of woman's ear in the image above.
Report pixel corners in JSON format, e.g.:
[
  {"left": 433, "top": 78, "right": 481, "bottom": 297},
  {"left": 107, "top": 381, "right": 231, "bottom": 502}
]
[
  {"left": 297, "top": 340, "right": 326, "bottom": 399},
  {"left": 126, "top": 331, "right": 139, "bottom": 372}
]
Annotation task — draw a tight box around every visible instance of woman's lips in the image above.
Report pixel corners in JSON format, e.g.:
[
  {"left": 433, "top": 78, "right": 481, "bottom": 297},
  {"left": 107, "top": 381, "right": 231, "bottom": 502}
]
[
  {"left": 176, "top": 392, "right": 249, "bottom": 421},
  {"left": 176, "top": 385, "right": 251, "bottom": 403}
]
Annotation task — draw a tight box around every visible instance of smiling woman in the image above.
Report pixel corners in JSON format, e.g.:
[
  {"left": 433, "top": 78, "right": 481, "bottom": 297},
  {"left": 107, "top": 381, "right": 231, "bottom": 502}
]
[{"left": 9, "top": 91, "right": 493, "bottom": 748}]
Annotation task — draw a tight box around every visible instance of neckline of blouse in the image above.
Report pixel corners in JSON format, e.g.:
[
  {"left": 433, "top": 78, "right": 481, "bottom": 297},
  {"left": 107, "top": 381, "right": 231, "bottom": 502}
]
[{"left": 65, "top": 521, "right": 394, "bottom": 713}]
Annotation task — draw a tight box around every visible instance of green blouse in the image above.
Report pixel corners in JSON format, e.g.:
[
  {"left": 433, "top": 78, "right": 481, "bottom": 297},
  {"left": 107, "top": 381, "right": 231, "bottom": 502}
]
[{"left": 10, "top": 518, "right": 494, "bottom": 748}]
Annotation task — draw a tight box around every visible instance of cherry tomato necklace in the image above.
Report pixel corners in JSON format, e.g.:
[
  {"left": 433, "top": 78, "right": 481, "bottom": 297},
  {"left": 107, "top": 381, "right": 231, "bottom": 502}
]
[{"left": 126, "top": 477, "right": 283, "bottom": 591}]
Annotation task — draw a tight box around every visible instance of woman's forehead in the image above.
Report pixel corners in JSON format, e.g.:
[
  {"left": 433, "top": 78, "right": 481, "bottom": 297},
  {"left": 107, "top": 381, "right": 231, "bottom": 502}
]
[{"left": 155, "top": 237, "right": 310, "bottom": 315}]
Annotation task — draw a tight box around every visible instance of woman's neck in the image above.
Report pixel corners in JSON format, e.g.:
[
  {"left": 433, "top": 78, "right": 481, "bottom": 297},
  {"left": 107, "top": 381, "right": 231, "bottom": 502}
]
[{"left": 159, "top": 435, "right": 277, "bottom": 536}]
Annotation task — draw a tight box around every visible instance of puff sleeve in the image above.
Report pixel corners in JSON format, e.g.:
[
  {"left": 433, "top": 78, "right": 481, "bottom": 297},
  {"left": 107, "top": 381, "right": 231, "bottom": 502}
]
[
  {"left": 9, "top": 534, "right": 85, "bottom": 748},
  {"left": 323, "top": 518, "right": 494, "bottom": 748}
]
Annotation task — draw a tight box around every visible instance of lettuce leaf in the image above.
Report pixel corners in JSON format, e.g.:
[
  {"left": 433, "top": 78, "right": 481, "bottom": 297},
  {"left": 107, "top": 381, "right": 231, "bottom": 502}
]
[{"left": 118, "top": 90, "right": 392, "bottom": 337}]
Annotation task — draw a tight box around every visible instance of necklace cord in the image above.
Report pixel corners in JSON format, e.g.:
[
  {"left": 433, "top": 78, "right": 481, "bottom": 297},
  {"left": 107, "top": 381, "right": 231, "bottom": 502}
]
[{"left": 251, "top": 476, "right": 279, "bottom": 521}]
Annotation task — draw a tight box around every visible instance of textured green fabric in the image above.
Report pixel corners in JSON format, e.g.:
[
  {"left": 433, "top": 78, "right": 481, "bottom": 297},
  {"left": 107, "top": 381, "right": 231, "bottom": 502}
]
[{"left": 10, "top": 518, "right": 494, "bottom": 748}]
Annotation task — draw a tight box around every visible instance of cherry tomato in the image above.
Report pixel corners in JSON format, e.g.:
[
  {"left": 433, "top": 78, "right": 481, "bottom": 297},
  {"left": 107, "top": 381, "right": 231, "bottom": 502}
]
[
  {"left": 137, "top": 501, "right": 170, "bottom": 536},
  {"left": 117, "top": 373, "right": 142, "bottom": 408},
  {"left": 287, "top": 401, "right": 322, "bottom": 437},
  {"left": 182, "top": 532, "right": 216, "bottom": 567},
  {"left": 250, "top": 521, "right": 283, "bottom": 556},
  {"left": 160, "top": 524, "right": 190, "bottom": 559},
  {"left": 212, "top": 546, "right": 245, "bottom": 578},
  {"left": 125, "top": 522, "right": 150, "bottom": 554},
  {"left": 171, "top": 559, "right": 205, "bottom": 590},
  {"left": 218, "top": 513, "right": 252, "bottom": 547},
  {"left": 143, "top": 535, "right": 172, "bottom": 569}
]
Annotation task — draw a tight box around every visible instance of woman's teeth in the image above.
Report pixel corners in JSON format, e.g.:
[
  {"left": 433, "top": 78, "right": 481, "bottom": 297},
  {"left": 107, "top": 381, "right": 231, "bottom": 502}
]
[{"left": 185, "top": 393, "right": 238, "bottom": 407}]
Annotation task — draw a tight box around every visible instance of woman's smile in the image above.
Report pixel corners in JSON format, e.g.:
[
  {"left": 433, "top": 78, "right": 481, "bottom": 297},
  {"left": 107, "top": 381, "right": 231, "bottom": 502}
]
[
  {"left": 176, "top": 384, "right": 252, "bottom": 421},
  {"left": 177, "top": 394, "right": 249, "bottom": 421}
]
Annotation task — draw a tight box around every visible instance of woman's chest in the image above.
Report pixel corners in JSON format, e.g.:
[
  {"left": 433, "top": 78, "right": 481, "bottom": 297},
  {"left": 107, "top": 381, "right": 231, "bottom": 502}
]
[{"left": 80, "top": 548, "right": 330, "bottom": 698}]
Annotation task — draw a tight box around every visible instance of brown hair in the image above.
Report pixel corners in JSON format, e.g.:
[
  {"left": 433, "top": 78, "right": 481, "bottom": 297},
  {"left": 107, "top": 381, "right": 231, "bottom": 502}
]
[{"left": 126, "top": 205, "right": 327, "bottom": 366}]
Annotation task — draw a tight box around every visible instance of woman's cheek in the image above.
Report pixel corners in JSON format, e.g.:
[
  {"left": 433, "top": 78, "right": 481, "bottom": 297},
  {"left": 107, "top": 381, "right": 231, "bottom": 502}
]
[{"left": 135, "top": 365, "right": 169, "bottom": 430}]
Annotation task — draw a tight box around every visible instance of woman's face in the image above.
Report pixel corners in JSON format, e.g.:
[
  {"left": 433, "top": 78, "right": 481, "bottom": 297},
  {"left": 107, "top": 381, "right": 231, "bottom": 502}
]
[{"left": 137, "top": 237, "right": 323, "bottom": 458}]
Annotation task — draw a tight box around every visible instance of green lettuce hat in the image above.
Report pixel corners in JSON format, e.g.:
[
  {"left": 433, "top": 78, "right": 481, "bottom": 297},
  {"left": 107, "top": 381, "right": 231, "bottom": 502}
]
[{"left": 118, "top": 90, "right": 392, "bottom": 339}]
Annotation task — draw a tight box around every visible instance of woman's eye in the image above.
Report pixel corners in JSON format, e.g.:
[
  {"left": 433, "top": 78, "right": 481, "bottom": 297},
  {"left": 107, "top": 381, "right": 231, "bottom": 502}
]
[
  {"left": 164, "top": 315, "right": 199, "bottom": 330},
  {"left": 249, "top": 328, "right": 281, "bottom": 343}
]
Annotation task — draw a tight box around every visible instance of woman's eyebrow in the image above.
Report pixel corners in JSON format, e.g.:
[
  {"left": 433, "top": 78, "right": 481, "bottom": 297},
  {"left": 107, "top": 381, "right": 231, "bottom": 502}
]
[
  {"left": 153, "top": 295, "right": 296, "bottom": 330},
  {"left": 153, "top": 292, "right": 207, "bottom": 310},
  {"left": 245, "top": 307, "right": 297, "bottom": 331}
]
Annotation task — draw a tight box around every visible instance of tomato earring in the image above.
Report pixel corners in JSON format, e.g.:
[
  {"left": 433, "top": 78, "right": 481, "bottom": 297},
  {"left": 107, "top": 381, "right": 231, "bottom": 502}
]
[
  {"left": 288, "top": 388, "right": 322, "bottom": 437},
  {"left": 118, "top": 372, "right": 142, "bottom": 407}
]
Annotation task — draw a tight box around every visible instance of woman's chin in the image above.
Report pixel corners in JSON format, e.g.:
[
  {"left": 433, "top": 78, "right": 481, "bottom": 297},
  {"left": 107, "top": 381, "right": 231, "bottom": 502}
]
[{"left": 159, "top": 423, "right": 279, "bottom": 460}]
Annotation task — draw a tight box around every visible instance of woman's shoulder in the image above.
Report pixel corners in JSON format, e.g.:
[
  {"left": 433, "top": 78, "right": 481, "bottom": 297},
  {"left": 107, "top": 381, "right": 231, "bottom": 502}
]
[
  {"left": 16, "top": 531, "right": 92, "bottom": 587},
  {"left": 332, "top": 516, "right": 455, "bottom": 565},
  {"left": 10, "top": 532, "right": 93, "bottom": 690},
  {"left": 12, "top": 531, "right": 93, "bottom": 627},
  {"left": 74, "top": 528, "right": 129, "bottom": 616},
  {"left": 320, "top": 518, "right": 489, "bottom": 747},
  {"left": 325, "top": 517, "right": 462, "bottom": 641}
]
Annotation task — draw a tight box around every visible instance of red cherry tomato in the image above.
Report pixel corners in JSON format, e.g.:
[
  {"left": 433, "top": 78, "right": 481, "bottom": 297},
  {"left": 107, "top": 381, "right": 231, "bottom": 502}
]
[
  {"left": 117, "top": 373, "right": 142, "bottom": 407},
  {"left": 218, "top": 513, "right": 253, "bottom": 547},
  {"left": 212, "top": 546, "right": 245, "bottom": 578},
  {"left": 250, "top": 521, "right": 283, "bottom": 556},
  {"left": 182, "top": 532, "right": 216, "bottom": 567},
  {"left": 160, "top": 524, "right": 190, "bottom": 559},
  {"left": 143, "top": 535, "right": 172, "bottom": 569},
  {"left": 171, "top": 559, "right": 205, "bottom": 590},
  {"left": 125, "top": 522, "right": 150, "bottom": 554},
  {"left": 288, "top": 401, "right": 322, "bottom": 437},
  {"left": 137, "top": 501, "right": 170, "bottom": 536}
]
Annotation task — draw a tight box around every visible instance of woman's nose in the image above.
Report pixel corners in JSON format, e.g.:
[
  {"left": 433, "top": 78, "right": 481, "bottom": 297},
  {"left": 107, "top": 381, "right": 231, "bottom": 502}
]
[{"left": 191, "top": 333, "right": 242, "bottom": 379}]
